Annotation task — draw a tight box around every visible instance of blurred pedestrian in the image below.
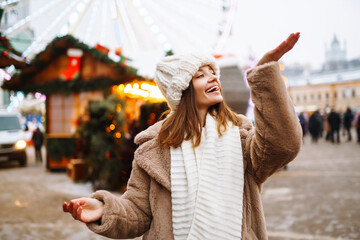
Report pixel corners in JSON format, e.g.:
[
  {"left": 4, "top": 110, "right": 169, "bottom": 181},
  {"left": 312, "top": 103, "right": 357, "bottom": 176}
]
[
  {"left": 308, "top": 110, "right": 323, "bottom": 142},
  {"left": 32, "top": 127, "right": 44, "bottom": 162},
  {"left": 343, "top": 107, "right": 354, "bottom": 141},
  {"left": 323, "top": 113, "right": 331, "bottom": 141},
  {"left": 298, "top": 112, "right": 307, "bottom": 139},
  {"left": 355, "top": 111, "right": 360, "bottom": 143},
  {"left": 63, "top": 33, "right": 302, "bottom": 239},
  {"left": 318, "top": 110, "right": 324, "bottom": 137},
  {"left": 328, "top": 109, "right": 341, "bottom": 143}
]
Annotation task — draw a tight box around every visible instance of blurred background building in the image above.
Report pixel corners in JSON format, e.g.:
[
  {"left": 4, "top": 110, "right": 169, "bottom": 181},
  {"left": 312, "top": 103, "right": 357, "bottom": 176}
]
[{"left": 287, "top": 35, "right": 360, "bottom": 113}]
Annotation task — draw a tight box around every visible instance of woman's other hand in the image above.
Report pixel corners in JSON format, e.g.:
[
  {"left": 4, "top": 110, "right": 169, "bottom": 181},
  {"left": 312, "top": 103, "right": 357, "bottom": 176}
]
[
  {"left": 257, "top": 32, "right": 300, "bottom": 66},
  {"left": 63, "top": 197, "right": 104, "bottom": 223}
]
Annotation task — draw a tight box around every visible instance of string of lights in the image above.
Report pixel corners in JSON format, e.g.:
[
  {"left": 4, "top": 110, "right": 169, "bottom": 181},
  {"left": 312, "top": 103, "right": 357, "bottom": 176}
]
[
  {"left": 2, "top": 0, "right": 31, "bottom": 12},
  {"left": 22, "top": 0, "right": 81, "bottom": 58},
  {"left": 131, "top": 0, "right": 171, "bottom": 52},
  {"left": 214, "top": 0, "right": 237, "bottom": 53},
  {"left": 82, "top": 0, "right": 99, "bottom": 45},
  {"left": 3, "top": 0, "right": 63, "bottom": 36},
  {"left": 116, "top": 0, "right": 140, "bottom": 51}
]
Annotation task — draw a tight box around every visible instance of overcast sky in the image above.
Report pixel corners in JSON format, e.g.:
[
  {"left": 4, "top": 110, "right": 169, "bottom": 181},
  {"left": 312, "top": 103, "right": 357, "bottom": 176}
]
[{"left": 228, "top": 0, "right": 360, "bottom": 69}]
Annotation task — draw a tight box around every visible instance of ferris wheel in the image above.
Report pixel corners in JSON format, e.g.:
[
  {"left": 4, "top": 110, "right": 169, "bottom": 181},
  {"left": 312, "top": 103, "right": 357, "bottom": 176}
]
[{"left": 2, "top": 0, "right": 237, "bottom": 75}]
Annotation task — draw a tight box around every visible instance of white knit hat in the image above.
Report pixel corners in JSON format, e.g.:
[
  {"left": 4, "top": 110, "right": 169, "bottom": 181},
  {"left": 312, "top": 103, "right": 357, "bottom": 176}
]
[{"left": 154, "top": 53, "right": 220, "bottom": 110}]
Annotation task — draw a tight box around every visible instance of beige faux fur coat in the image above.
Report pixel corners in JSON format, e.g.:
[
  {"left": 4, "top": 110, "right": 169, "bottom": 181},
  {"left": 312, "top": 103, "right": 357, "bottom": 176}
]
[{"left": 87, "top": 62, "right": 303, "bottom": 239}]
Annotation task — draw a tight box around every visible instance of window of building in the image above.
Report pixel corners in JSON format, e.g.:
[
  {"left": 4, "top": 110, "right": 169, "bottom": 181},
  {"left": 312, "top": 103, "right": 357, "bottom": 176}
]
[
  {"left": 318, "top": 93, "right": 321, "bottom": 100},
  {"left": 48, "top": 92, "right": 103, "bottom": 134},
  {"left": 296, "top": 95, "right": 300, "bottom": 102},
  {"left": 303, "top": 95, "right": 307, "bottom": 102},
  {"left": 310, "top": 94, "right": 314, "bottom": 101},
  {"left": 326, "top": 92, "right": 329, "bottom": 99},
  {"left": 352, "top": 89, "right": 356, "bottom": 98}
]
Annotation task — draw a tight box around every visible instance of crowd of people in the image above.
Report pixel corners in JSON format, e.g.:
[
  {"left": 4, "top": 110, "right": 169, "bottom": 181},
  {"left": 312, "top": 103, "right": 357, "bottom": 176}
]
[{"left": 298, "top": 107, "right": 360, "bottom": 143}]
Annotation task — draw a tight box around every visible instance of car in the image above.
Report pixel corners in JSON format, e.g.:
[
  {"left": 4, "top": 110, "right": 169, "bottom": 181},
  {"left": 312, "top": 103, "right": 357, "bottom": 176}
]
[{"left": 0, "top": 111, "right": 27, "bottom": 166}]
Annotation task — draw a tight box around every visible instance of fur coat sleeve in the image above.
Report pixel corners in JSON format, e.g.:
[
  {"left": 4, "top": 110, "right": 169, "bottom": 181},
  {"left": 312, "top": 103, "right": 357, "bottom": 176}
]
[
  {"left": 244, "top": 61, "right": 302, "bottom": 184},
  {"left": 86, "top": 160, "right": 152, "bottom": 238}
]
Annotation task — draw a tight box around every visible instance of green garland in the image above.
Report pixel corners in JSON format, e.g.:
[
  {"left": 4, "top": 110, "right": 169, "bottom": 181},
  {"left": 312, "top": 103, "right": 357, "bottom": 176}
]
[
  {"left": 1, "top": 34, "right": 151, "bottom": 94},
  {"left": 165, "top": 49, "right": 174, "bottom": 56},
  {"left": 46, "top": 137, "right": 76, "bottom": 162},
  {"left": 4, "top": 76, "right": 136, "bottom": 95},
  {"left": 0, "top": 33, "right": 22, "bottom": 56},
  {"left": 26, "top": 35, "right": 137, "bottom": 78}
]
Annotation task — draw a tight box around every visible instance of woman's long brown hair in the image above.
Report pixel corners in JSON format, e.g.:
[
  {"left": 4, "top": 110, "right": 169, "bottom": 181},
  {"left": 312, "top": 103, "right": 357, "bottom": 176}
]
[{"left": 158, "top": 82, "right": 242, "bottom": 148}]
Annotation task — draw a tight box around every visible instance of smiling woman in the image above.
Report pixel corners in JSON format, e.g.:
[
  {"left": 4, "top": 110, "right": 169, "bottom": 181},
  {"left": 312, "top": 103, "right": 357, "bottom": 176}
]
[
  {"left": 192, "top": 65, "right": 223, "bottom": 117},
  {"left": 156, "top": 54, "right": 242, "bottom": 148},
  {"left": 64, "top": 33, "right": 303, "bottom": 240}
]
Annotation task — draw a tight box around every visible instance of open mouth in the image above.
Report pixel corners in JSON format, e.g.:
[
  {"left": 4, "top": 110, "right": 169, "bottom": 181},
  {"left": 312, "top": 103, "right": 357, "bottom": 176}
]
[{"left": 206, "top": 85, "right": 220, "bottom": 93}]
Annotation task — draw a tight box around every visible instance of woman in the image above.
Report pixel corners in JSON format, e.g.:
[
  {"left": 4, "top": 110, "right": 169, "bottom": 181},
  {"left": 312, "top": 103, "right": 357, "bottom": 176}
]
[{"left": 63, "top": 32, "right": 302, "bottom": 239}]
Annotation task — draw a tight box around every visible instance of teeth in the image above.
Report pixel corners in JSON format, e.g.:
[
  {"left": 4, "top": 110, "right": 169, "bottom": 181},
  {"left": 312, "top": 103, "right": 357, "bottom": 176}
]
[{"left": 206, "top": 86, "right": 218, "bottom": 93}]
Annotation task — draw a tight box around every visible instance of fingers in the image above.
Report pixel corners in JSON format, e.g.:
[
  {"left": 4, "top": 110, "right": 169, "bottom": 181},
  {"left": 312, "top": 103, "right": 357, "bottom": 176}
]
[
  {"left": 70, "top": 200, "right": 80, "bottom": 220},
  {"left": 285, "top": 32, "right": 300, "bottom": 50},
  {"left": 63, "top": 202, "right": 69, "bottom": 212},
  {"left": 271, "top": 32, "right": 300, "bottom": 61},
  {"left": 63, "top": 200, "right": 82, "bottom": 221},
  {"left": 77, "top": 206, "right": 83, "bottom": 222}
]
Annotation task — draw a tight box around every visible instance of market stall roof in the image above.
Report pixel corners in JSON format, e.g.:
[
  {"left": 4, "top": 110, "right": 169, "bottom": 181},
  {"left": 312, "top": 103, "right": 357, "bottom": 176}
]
[
  {"left": 0, "top": 34, "right": 29, "bottom": 68},
  {"left": 2, "top": 34, "right": 151, "bottom": 94}
]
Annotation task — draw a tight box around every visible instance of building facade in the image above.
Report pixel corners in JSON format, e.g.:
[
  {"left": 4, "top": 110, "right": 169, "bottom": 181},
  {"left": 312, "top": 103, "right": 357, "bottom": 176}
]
[
  {"left": 288, "top": 68, "right": 360, "bottom": 113},
  {"left": 287, "top": 35, "right": 360, "bottom": 114}
]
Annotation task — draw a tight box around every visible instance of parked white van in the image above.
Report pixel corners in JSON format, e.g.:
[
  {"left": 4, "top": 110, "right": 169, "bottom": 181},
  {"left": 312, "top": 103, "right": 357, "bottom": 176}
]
[{"left": 0, "top": 111, "right": 27, "bottom": 166}]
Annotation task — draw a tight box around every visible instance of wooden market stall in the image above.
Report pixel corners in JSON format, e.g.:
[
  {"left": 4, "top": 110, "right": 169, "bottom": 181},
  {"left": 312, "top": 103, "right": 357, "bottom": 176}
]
[{"left": 2, "top": 35, "right": 150, "bottom": 171}]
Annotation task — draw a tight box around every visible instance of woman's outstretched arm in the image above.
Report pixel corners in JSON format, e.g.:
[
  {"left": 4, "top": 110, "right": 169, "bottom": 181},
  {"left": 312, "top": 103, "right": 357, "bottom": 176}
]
[
  {"left": 256, "top": 32, "right": 300, "bottom": 66},
  {"left": 244, "top": 32, "right": 303, "bottom": 183},
  {"left": 62, "top": 161, "right": 152, "bottom": 239}
]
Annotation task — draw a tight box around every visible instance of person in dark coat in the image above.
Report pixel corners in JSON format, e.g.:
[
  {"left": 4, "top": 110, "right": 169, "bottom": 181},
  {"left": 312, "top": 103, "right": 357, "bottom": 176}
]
[
  {"left": 298, "top": 112, "right": 307, "bottom": 139},
  {"left": 308, "top": 110, "right": 323, "bottom": 142},
  {"left": 355, "top": 112, "right": 360, "bottom": 143},
  {"left": 32, "top": 127, "right": 44, "bottom": 162},
  {"left": 343, "top": 107, "right": 354, "bottom": 141},
  {"left": 328, "top": 109, "right": 341, "bottom": 143}
]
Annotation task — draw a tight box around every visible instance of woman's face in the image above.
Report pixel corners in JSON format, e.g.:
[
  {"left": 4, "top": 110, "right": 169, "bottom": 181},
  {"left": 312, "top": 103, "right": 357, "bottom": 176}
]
[{"left": 192, "top": 65, "right": 223, "bottom": 112}]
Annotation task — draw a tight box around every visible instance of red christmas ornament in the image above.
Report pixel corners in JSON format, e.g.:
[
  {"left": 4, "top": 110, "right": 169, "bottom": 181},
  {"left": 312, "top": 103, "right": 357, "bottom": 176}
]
[
  {"left": 213, "top": 54, "right": 223, "bottom": 59},
  {"left": 3, "top": 51, "right": 8, "bottom": 56},
  {"left": 60, "top": 48, "right": 83, "bottom": 81},
  {"left": 115, "top": 47, "right": 122, "bottom": 56},
  {"left": 94, "top": 43, "right": 110, "bottom": 55}
]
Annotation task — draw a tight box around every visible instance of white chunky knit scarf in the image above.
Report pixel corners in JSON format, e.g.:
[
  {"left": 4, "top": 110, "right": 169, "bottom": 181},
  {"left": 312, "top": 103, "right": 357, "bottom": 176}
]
[{"left": 171, "top": 114, "right": 244, "bottom": 240}]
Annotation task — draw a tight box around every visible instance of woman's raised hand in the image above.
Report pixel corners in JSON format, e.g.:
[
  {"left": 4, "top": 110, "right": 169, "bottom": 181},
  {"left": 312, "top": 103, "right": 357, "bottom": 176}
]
[
  {"left": 63, "top": 197, "right": 104, "bottom": 223},
  {"left": 257, "top": 32, "right": 300, "bottom": 66}
]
